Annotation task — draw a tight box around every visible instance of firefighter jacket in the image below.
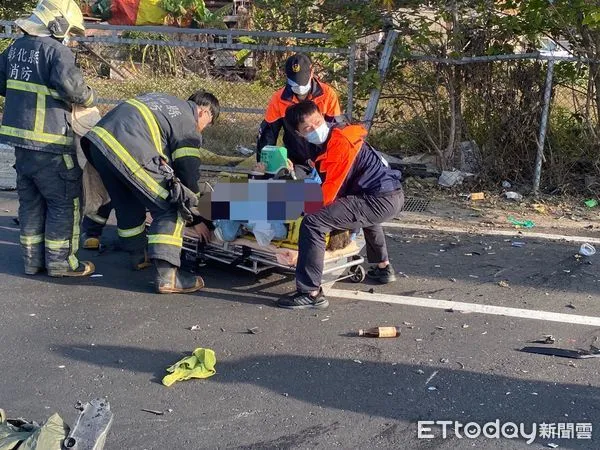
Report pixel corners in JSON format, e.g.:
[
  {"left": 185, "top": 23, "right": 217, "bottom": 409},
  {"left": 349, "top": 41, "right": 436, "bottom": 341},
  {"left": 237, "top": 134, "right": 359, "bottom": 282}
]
[
  {"left": 257, "top": 79, "right": 342, "bottom": 165},
  {"left": 0, "top": 34, "right": 95, "bottom": 154},
  {"left": 82, "top": 93, "right": 206, "bottom": 213},
  {"left": 314, "top": 124, "right": 403, "bottom": 206}
]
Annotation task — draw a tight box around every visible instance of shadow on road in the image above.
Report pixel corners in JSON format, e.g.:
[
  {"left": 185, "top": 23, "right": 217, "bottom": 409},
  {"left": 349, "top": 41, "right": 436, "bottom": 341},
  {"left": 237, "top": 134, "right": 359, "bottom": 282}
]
[{"left": 54, "top": 344, "right": 599, "bottom": 448}]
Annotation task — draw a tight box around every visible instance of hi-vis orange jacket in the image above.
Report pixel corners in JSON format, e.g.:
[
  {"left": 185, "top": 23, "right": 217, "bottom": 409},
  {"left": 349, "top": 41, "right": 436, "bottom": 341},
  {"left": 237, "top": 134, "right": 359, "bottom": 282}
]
[
  {"left": 315, "top": 124, "right": 402, "bottom": 206},
  {"left": 256, "top": 79, "right": 341, "bottom": 164}
]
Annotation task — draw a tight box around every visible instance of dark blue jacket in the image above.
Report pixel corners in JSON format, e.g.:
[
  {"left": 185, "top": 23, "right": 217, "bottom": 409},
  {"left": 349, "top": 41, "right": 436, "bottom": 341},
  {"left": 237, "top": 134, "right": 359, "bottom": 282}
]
[
  {"left": 314, "top": 124, "right": 402, "bottom": 205},
  {"left": 0, "top": 34, "right": 95, "bottom": 153}
]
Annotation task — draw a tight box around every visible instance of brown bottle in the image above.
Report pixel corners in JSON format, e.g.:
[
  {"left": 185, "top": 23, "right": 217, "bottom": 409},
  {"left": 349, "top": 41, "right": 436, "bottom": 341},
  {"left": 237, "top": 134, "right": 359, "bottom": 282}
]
[{"left": 358, "top": 326, "right": 401, "bottom": 338}]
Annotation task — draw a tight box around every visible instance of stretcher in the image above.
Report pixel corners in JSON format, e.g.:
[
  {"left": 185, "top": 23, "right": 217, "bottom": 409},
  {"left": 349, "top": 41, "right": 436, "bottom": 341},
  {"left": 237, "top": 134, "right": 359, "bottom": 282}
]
[
  {"left": 181, "top": 230, "right": 367, "bottom": 288},
  {"left": 183, "top": 161, "right": 368, "bottom": 287}
]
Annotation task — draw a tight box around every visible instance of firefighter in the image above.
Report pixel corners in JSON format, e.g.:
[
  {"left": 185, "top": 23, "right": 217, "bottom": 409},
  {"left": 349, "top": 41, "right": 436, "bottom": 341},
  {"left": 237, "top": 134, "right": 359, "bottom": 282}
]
[
  {"left": 81, "top": 91, "right": 219, "bottom": 294},
  {"left": 0, "top": 0, "right": 96, "bottom": 277},
  {"left": 277, "top": 101, "right": 404, "bottom": 310},
  {"left": 256, "top": 53, "right": 343, "bottom": 177}
]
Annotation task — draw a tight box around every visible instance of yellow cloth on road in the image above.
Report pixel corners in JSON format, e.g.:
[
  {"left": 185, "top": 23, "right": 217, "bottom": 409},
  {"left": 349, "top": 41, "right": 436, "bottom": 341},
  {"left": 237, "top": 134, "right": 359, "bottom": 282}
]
[{"left": 162, "top": 348, "right": 216, "bottom": 387}]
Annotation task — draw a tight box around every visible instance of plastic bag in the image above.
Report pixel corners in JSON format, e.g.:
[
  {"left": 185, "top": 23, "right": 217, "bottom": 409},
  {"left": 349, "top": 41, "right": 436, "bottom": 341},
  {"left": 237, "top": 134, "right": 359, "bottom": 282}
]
[{"left": 246, "top": 221, "right": 276, "bottom": 247}]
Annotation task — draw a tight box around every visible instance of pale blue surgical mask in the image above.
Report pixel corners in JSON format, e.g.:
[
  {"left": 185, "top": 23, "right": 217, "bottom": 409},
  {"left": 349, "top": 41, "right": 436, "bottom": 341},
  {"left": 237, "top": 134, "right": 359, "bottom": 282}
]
[{"left": 305, "top": 121, "right": 330, "bottom": 145}]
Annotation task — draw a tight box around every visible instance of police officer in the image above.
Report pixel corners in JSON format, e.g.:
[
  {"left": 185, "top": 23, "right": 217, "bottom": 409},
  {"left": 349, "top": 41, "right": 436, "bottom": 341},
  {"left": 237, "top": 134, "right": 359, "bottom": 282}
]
[
  {"left": 278, "top": 101, "right": 404, "bottom": 310},
  {"left": 257, "top": 53, "right": 342, "bottom": 177},
  {"left": 0, "top": 0, "right": 95, "bottom": 277},
  {"left": 81, "top": 91, "right": 219, "bottom": 294}
]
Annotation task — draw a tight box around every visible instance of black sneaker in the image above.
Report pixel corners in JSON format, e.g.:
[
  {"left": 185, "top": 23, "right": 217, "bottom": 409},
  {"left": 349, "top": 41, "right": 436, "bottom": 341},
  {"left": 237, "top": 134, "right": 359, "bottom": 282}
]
[
  {"left": 367, "top": 264, "right": 396, "bottom": 284},
  {"left": 277, "top": 289, "right": 329, "bottom": 310}
]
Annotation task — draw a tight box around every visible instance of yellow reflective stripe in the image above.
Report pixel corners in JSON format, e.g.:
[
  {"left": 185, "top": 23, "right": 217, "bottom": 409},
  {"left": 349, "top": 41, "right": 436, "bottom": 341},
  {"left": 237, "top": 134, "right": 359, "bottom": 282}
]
[
  {"left": 70, "top": 197, "right": 80, "bottom": 268},
  {"left": 35, "top": 92, "right": 45, "bottom": 133},
  {"left": 174, "top": 214, "right": 184, "bottom": 237},
  {"left": 117, "top": 222, "right": 146, "bottom": 238},
  {"left": 126, "top": 99, "right": 165, "bottom": 159},
  {"left": 63, "top": 154, "right": 74, "bottom": 169},
  {"left": 20, "top": 234, "right": 44, "bottom": 245},
  {"left": 148, "top": 235, "right": 183, "bottom": 246},
  {"left": 46, "top": 239, "right": 70, "bottom": 250},
  {"left": 172, "top": 147, "right": 201, "bottom": 160},
  {"left": 87, "top": 213, "right": 107, "bottom": 224},
  {"left": 91, "top": 126, "right": 169, "bottom": 200},
  {"left": 0, "top": 125, "right": 73, "bottom": 146},
  {"left": 83, "top": 90, "right": 94, "bottom": 107},
  {"left": 148, "top": 214, "right": 184, "bottom": 247},
  {"left": 6, "top": 79, "right": 59, "bottom": 98}
]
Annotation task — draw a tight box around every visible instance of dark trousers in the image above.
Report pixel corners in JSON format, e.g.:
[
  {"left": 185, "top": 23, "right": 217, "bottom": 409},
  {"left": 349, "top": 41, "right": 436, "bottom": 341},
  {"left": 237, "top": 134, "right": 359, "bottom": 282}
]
[
  {"left": 15, "top": 148, "right": 83, "bottom": 272},
  {"left": 296, "top": 190, "right": 404, "bottom": 292},
  {"left": 81, "top": 201, "right": 113, "bottom": 237},
  {"left": 88, "top": 145, "right": 185, "bottom": 267}
]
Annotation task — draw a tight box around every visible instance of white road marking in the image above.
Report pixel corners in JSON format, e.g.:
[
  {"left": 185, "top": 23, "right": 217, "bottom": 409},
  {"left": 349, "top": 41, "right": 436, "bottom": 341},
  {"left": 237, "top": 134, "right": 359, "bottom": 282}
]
[
  {"left": 328, "top": 288, "right": 600, "bottom": 327},
  {"left": 383, "top": 222, "right": 600, "bottom": 244}
]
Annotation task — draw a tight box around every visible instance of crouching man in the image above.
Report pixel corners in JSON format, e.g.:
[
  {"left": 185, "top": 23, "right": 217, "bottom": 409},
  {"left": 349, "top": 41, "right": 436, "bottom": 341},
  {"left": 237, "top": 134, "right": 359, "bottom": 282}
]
[
  {"left": 81, "top": 90, "right": 218, "bottom": 294},
  {"left": 278, "top": 101, "right": 404, "bottom": 310}
]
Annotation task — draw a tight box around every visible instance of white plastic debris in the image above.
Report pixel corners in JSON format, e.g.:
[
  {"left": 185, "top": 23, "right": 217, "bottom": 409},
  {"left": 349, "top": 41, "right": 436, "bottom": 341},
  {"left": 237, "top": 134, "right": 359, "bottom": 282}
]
[{"left": 504, "top": 191, "right": 523, "bottom": 201}]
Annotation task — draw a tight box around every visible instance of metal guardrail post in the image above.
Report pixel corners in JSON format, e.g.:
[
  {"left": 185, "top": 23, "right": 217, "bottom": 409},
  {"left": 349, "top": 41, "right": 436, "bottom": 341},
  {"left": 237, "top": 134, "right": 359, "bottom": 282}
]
[
  {"left": 362, "top": 30, "right": 399, "bottom": 133},
  {"left": 533, "top": 58, "right": 555, "bottom": 196},
  {"left": 347, "top": 42, "right": 356, "bottom": 121}
]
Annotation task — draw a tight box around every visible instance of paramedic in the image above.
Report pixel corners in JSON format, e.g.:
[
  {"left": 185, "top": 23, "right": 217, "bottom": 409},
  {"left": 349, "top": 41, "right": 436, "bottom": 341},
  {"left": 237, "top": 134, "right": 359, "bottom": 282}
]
[
  {"left": 81, "top": 90, "right": 218, "bottom": 294},
  {"left": 0, "top": 0, "right": 96, "bottom": 277},
  {"left": 256, "top": 53, "right": 343, "bottom": 177},
  {"left": 278, "top": 100, "right": 404, "bottom": 310}
]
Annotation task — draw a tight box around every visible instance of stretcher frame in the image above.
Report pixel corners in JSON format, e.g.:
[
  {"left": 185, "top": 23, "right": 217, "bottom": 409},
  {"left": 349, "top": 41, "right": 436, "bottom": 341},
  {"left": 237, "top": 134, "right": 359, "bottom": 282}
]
[
  {"left": 182, "top": 164, "right": 368, "bottom": 288},
  {"left": 182, "top": 232, "right": 367, "bottom": 288}
]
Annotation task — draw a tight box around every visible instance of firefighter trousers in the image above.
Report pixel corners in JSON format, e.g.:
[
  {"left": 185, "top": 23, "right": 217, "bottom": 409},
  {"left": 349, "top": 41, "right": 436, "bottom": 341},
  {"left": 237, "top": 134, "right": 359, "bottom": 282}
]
[
  {"left": 87, "top": 145, "right": 185, "bottom": 267},
  {"left": 81, "top": 201, "right": 112, "bottom": 237},
  {"left": 15, "top": 148, "right": 83, "bottom": 273},
  {"left": 295, "top": 190, "right": 404, "bottom": 293}
]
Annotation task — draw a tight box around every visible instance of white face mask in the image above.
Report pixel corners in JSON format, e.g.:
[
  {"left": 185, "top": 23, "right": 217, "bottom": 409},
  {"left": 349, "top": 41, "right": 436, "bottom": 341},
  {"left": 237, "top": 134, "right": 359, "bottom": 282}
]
[
  {"left": 62, "top": 35, "right": 70, "bottom": 46},
  {"left": 305, "top": 121, "right": 330, "bottom": 145},
  {"left": 291, "top": 83, "right": 311, "bottom": 96},
  {"left": 288, "top": 78, "right": 311, "bottom": 96}
]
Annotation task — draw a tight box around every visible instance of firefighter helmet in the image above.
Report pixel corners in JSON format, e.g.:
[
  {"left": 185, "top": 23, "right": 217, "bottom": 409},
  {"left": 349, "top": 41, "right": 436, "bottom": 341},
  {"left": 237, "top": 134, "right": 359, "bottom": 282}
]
[{"left": 16, "top": 0, "right": 85, "bottom": 38}]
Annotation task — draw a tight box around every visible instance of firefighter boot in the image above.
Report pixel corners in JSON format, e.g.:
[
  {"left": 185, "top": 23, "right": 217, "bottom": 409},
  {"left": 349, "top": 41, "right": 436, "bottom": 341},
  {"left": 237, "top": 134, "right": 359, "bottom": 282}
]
[
  {"left": 153, "top": 259, "right": 204, "bottom": 294},
  {"left": 81, "top": 233, "right": 101, "bottom": 250},
  {"left": 48, "top": 261, "right": 95, "bottom": 278},
  {"left": 130, "top": 248, "right": 152, "bottom": 271}
]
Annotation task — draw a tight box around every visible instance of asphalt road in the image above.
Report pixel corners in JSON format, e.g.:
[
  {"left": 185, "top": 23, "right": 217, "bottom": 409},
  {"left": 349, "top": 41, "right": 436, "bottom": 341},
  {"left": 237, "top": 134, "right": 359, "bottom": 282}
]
[{"left": 0, "top": 190, "right": 598, "bottom": 449}]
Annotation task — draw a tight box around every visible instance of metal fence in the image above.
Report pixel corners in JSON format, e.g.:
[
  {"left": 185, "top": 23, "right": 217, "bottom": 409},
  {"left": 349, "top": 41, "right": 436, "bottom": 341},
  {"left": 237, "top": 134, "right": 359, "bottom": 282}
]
[
  {"left": 2, "top": 19, "right": 596, "bottom": 193},
  {"left": 368, "top": 51, "right": 600, "bottom": 194},
  {"left": 0, "top": 20, "right": 360, "bottom": 160}
]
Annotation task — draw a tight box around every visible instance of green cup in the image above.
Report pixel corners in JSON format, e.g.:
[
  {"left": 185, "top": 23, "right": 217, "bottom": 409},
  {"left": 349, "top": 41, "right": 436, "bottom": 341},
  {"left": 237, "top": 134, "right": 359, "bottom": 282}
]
[{"left": 261, "top": 145, "right": 288, "bottom": 174}]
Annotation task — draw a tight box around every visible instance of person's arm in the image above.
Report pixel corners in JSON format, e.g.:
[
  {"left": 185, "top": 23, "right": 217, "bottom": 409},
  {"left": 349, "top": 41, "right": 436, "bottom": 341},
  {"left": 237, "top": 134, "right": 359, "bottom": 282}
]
[
  {"left": 170, "top": 140, "right": 214, "bottom": 229},
  {"left": 49, "top": 45, "right": 95, "bottom": 107},
  {"left": 256, "top": 92, "right": 284, "bottom": 161},
  {"left": 323, "top": 86, "right": 342, "bottom": 123}
]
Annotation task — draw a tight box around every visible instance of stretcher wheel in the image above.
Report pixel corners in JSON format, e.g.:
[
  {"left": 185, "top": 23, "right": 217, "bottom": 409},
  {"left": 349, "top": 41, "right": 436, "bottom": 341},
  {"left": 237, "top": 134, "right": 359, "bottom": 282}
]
[{"left": 349, "top": 265, "right": 366, "bottom": 283}]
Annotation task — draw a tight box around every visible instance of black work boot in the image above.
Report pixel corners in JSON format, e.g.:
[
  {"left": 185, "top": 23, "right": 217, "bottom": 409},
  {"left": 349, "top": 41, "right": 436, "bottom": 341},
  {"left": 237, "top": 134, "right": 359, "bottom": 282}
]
[
  {"left": 367, "top": 264, "right": 397, "bottom": 284},
  {"left": 154, "top": 259, "right": 204, "bottom": 294}
]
